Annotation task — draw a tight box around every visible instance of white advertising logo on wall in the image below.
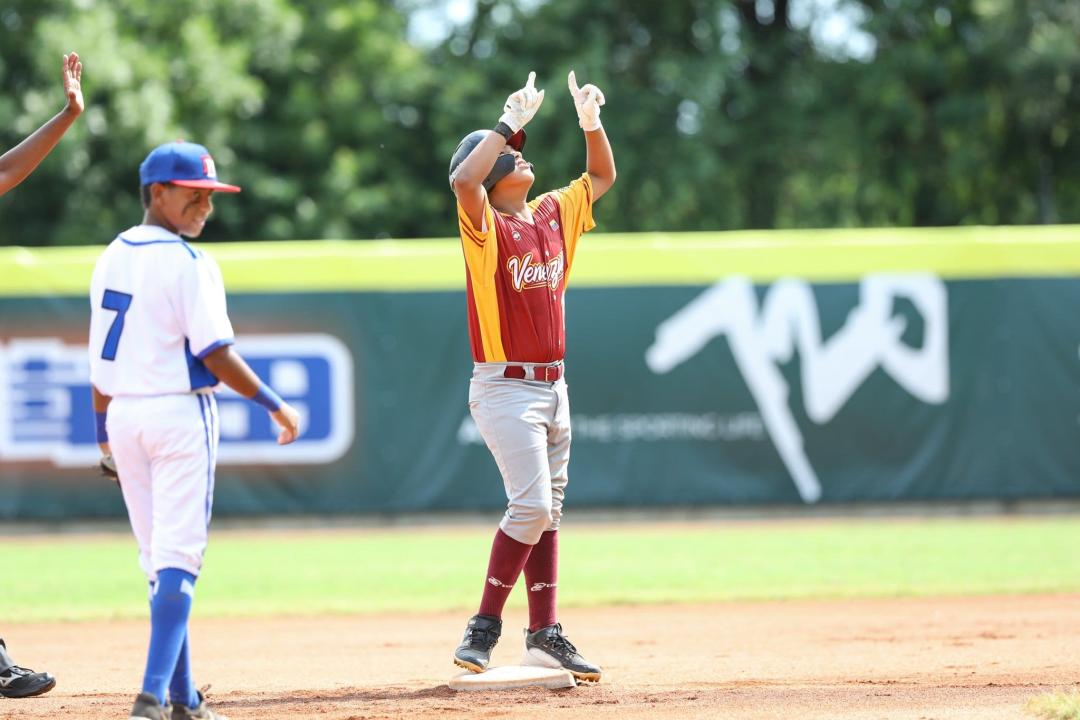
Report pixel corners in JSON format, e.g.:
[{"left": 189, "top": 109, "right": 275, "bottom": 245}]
[
  {"left": 646, "top": 274, "right": 950, "bottom": 503},
  {"left": 0, "top": 333, "right": 354, "bottom": 467}
]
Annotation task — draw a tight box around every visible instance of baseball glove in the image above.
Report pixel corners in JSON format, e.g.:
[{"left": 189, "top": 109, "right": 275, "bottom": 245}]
[{"left": 99, "top": 453, "right": 119, "bottom": 485}]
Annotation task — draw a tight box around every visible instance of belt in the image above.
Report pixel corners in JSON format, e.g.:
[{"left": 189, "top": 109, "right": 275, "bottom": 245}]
[{"left": 503, "top": 363, "right": 564, "bottom": 382}]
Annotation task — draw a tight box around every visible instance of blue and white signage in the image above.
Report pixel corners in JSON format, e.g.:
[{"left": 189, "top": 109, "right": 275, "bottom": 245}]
[{"left": 0, "top": 333, "right": 354, "bottom": 467}]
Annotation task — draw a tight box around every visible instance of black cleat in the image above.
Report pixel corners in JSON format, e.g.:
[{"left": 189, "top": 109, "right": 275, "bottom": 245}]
[
  {"left": 0, "top": 639, "right": 56, "bottom": 699},
  {"left": 129, "top": 691, "right": 170, "bottom": 720},
  {"left": 522, "top": 623, "right": 602, "bottom": 683},
  {"left": 452, "top": 614, "right": 502, "bottom": 673},
  {"left": 172, "top": 689, "right": 227, "bottom": 719}
]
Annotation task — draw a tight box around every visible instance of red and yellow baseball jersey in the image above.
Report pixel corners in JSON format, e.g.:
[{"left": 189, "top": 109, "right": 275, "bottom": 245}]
[{"left": 457, "top": 173, "right": 595, "bottom": 363}]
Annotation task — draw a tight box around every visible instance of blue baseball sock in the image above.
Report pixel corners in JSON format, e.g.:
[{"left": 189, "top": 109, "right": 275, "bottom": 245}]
[
  {"left": 141, "top": 568, "right": 196, "bottom": 705},
  {"left": 168, "top": 631, "right": 199, "bottom": 708}
]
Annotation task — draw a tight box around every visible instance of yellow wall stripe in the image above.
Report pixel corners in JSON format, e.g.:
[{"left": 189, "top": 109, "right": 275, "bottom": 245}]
[{"left": 3, "top": 225, "right": 1079, "bottom": 297}]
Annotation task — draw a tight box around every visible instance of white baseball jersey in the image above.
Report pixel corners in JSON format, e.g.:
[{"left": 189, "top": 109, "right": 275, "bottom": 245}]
[{"left": 89, "top": 224, "right": 234, "bottom": 396}]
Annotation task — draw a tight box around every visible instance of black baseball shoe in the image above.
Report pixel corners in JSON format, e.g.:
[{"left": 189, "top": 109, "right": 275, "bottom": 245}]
[
  {"left": 522, "top": 623, "right": 602, "bottom": 683},
  {"left": 0, "top": 639, "right": 56, "bottom": 699},
  {"left": 172, "top": 689, "right": 227, "bottom": 719},
  {"left": 129, "top": 691, "right": 170, "bottom": 720},
  {"left": 452, "top": 614, "right": 502, "bottom": 673}
]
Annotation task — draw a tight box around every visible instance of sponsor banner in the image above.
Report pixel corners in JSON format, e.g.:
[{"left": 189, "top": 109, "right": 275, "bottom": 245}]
[
  {"left": 644, "top": 274, "right": 949, "bottom": 503},
  {"left": 1, "top": 273, "right": 1079, "bottom": 518},
  {"left": 0, "top": 334, "right": 353, "bottom": 467}
]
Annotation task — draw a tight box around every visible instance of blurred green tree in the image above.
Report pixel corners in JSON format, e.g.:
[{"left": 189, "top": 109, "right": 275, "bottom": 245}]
[
  {"left": 808, "top": 0, "right": 1080, "bottom": 226},
  {"left": 0, "top": 0, "right": 1077, "bottom": 245},
  {"left": 0, "top": 0, "right": 437, "bottom": 244},
  {"left": 431, "top": 0, "right": 1080, "bottom": 231},
  {"left": 428, "top": 0, "right": 759, "bottom": 231}
]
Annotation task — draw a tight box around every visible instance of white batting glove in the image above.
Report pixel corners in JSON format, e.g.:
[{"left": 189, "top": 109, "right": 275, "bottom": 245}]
[
  {"left": 499, "top": 71, "right": 545, "bottom": 133},
  {"left": 568, "top": 70, "right": 605, "bottom": 132}
]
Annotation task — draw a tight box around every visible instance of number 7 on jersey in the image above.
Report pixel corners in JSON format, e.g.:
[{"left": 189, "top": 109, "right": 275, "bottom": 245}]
[{"left": 101, "top": 289, "right": 133, "bottom": 360}]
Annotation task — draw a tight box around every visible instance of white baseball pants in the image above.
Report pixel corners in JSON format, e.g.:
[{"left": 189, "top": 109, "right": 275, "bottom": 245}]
[{"left": 107, "top": 392, "right": 219, "bottom": 581}]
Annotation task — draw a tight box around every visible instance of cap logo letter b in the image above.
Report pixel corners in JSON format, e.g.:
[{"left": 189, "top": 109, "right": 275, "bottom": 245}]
[{"left": 201, "top": 155, "right": 217, "bottom": 178}]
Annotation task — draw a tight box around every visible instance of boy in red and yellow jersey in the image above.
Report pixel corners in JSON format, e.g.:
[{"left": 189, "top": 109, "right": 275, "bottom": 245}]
[{"left": 448, "top": 70, "right": 616, "bottom": 682}]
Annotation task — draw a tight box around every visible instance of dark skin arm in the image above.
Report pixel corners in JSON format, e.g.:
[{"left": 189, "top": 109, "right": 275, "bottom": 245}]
[
  {"left": 202, "top": 345, "right": 300, "bottom": 444},
  {"left": 451, "top": 132, "right": 508, "bottom": 231},
  {"left": 452, "top": 127, "right": 616, "bottom": 228},
  {"left": 93, "top": 346, "right": 300, "bottom": 457},
  {"left": 453, "top": 72, "right": 546, "bottom": 228},
  {"left": 0, "top": 53, "right": 84, "bottom": 197},
  {"left": 584, "top": 126, "right": 616, "bottom": 200},
  {"left": 568, "top": 71, "right": 616, "bottom": 199},
  {"left": 454, "top": 73, "right": 616, "bottom": 228}
]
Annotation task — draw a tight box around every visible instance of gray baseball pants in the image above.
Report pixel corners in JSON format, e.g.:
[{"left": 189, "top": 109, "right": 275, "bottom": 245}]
[{"left": 469, "top": 363, "right": 571, "bottom": 545}]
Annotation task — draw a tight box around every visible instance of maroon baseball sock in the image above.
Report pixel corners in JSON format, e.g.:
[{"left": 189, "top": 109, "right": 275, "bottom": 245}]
[
  {"left": 477, "top": 529, "right": 533, "bottom": 619},
  {"left": 524, "top": 530, "right": 559, "bottom": 632}
]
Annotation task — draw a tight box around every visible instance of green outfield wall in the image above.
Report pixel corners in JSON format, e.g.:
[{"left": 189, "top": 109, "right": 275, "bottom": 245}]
[{"left": 1, "top": 226, "right": 1079, "bottom": 519}]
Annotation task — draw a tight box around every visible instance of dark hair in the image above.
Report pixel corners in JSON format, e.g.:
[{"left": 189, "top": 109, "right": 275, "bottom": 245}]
[{"left": 140, "top": 184, "right": 152, "bottom": 208}]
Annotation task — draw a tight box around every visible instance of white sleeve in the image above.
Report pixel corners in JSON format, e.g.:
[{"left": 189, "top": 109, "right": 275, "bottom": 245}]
[{"left": 178, "top": 251, "right": 235, "bottom": 358}]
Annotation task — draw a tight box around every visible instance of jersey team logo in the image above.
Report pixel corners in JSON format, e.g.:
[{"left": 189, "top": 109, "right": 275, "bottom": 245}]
[
  {"left": 0, "top": 333, "right": 354, "bottom": 467},
  {"left": 506, "top": 251, "right": 565, "bottom": 292}
]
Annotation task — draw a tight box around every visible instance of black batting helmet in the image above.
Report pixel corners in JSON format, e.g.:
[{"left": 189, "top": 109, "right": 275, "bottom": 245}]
[{"left": 448, "top": 128, "right": 527, "bottom": 191}]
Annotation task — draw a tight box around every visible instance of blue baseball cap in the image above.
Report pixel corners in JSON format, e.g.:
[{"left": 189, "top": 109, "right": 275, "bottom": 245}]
[{"left": 139, "top": 141, "right": 241, "bottom": 192}]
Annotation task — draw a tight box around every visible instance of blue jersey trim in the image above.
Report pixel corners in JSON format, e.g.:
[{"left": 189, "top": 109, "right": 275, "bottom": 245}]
[
  {"left": 195, "top": 338, "right": 234, "bottom": 360},
  {"left": 120, "top": 238, "right": 180, "bottom": 246},
  {"left": 184, "top": 339, "right": 220, "bottom": 391},
  {"left": 208, "top": 394, "right": 217, "bottom": 528},
  {"left": 197, "top": 395, "right": 214, "bottom": 531},
  {"left": 120, "top": 238, "right": 198, "bottom": 258}
]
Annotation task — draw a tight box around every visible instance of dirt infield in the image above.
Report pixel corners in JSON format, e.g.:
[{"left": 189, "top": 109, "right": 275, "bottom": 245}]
[{"left": 5, "top": 594, "right": 1079, "bottom": 719}]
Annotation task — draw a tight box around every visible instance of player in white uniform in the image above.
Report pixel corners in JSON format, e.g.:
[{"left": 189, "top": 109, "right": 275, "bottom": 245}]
[
  {"left": 88, "top": 141, "right": 301, "bottom": 720},
  {"left": 0, "top": 50, "right": 83, "bottom": 702}
]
